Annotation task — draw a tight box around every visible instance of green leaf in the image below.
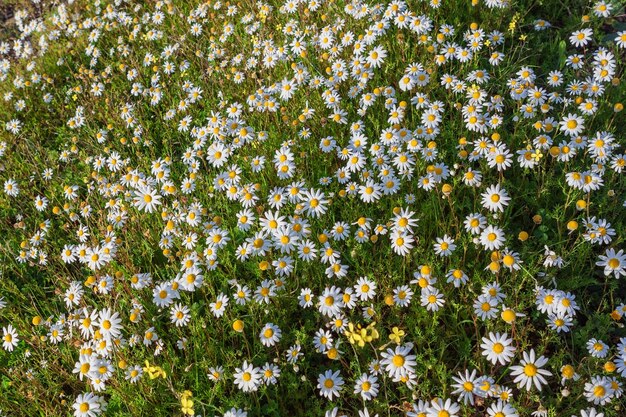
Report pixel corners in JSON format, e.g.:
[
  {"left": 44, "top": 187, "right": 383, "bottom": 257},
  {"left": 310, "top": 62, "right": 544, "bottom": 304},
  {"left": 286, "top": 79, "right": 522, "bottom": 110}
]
[{"left": 557, "top": 40, "right": 567, "bottom": 69}]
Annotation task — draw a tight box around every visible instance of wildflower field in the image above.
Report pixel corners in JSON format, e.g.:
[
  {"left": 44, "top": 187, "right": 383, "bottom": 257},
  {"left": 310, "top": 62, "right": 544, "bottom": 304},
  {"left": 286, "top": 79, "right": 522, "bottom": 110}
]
[{"left": 0, "top": 0, "right": 625, "bottom": 415}]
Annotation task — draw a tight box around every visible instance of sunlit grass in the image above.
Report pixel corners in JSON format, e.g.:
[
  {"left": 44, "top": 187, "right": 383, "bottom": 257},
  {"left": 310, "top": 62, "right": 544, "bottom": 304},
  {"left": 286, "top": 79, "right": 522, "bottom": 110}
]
[{"left": 0, "top": 0, "right": 625, "bottom": 416}]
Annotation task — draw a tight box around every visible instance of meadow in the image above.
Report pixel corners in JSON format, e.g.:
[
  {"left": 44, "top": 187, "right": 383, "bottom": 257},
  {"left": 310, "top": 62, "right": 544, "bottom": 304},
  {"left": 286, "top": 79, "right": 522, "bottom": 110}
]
[{"left": 0, "top": 0, "right": 625, "bottom": 416}]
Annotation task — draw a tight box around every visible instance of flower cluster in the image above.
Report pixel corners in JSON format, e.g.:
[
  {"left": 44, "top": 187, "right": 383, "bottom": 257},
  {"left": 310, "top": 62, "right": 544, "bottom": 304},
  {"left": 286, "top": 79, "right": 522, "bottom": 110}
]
[{"left": 0, "top": 0, "right": 624, "bottom": 416}]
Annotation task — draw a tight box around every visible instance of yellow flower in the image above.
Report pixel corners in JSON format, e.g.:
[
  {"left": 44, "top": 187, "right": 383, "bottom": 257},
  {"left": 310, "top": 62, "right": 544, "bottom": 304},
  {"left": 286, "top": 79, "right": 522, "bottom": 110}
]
[
  {"left": 531, "top": 149, "right": 543, "bottom": 162},
  {"left": 344, "top": 322, "right": 379, "bottom": 347},
  {"left": 143, "top": 360, "right": 167, "bottom": 379},
  {"left": 508, "top": 13, "right": 520, "bottom": 34},
  {"left": 389, "top": 327, "right": 405, "bottom": 344},
  {"left": 181, "top": 391, "right": 194, "bottom": 416}
]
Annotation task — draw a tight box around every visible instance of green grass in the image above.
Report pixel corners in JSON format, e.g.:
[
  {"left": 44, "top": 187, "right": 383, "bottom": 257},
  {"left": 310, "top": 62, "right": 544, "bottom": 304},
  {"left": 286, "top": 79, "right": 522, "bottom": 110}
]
[{"left": 0, "top": 0, "right": 625, "bottom": 416}]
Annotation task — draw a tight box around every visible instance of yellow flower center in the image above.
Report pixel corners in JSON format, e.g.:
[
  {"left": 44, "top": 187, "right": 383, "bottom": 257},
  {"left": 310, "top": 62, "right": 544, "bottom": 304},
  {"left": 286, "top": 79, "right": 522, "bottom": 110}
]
[
  {"left": 501, "top": 309, "right": 516, "bottom": 323},
  {"left": 524, "top": 363, "right": 537, "bottom": 376},
  {"left": 594, "top": 385, "right": 606, "bottom": 397},
  {"left": 392, "top": 354, "right": 405, "bottom": 367}
]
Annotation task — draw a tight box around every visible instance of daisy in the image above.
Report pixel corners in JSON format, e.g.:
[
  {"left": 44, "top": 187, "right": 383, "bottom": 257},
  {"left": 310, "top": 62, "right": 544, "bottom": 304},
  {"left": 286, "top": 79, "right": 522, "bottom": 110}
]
[
  {"left": 392, "top": 208, "right": 418, "bottom": 232},
  {"left": 48, "top": 324, "right": 64, "bottom": 344},
  {"left": 353, "top": 373, "right": 379, "bottom": 401},
  {"left": 319, "top": 286, "right": 345, "bottom": 317},
  {"left": 474, "top": 295, "right": 499, "bottom": 321},
  {"left": 2, "top": 324, "right": 19, "bottom": 352},
  {"left": 500, "top": 305, "right": 526, "bottom": 324},
  {"left": 321, "top": 245, "right": 341, "bottom": 266},
  {"left": 433, "top": 234, "right": 456, "bottom": 257},
  {"left": 233, "top": 361, "right": 262, "bottom": 392},
  {"left": 510, "top": 349, "right": 552, "bottom": 391},
  {"left": 170, "top": 304, "right": 190, "bottom": 327},
  {"left": 578, "top": 408, "right": 605, "bottom": 417},
  {"left": 586, "top": 339, "right": 609, "bottom": 359},
  {"left": 261, "top": 363, "right": 280, "bottom": 385},
  {"left": 559, "top": 114, "right": 585, "bottom": 137},
  {"left": 259, "top": 323, "right": 282, "bottom": 347},
  {"left": 596, "top": 248, "right": 626, "bottom": 278},
  {"left": 313, "top": 329, "right": 333, "bottom": 353},
  {"left": 487, "top": 400, "right": 519, "bottom": 417},
  {"left": 208, "top": 366, "right": 224, "bottom": 382},
  {"left": 616, "top": 31, "right": 626, "bottom": 49},
  {"left": 317, "top": 369, "right": 344, "bottom": 400},
  {"left": 324, "top": 262, "right": 348, "bottom": 278},
  {"left": 426, "top": 398, "right": 460, "bottom": 417},
  {"left": 73, "top": 392, "right": 102, "bottom": 417},
  {"left": 330, "top": 221, "right": 350, "bottom": 241},
  {"left": 153, "top": 283, "right": 174, "bottom": 307},
  {"left": 300, "top": 188, "right": 329, "bottom": 218},
  {"left": 464, "top": 213, "right": 487, "bottom": 234},
  {"left": 480, "top": 225, "right": 506, "bottom": 250},
  {"left": 547, "top": 312, "right": 574, "bottom": 333},
  {"left": 285, "top": 344, "right": 303, "bottom": 364},
  {"left": 259, "top": 211, "right": 287, "bottom": 235},
  {"left": 210, "top": 294, "right": 229, "bottom": 318},
  {"left": 366, "top": 46, "right": 387, "bottom": 68},
  {"left": 451, "top": 369, "right": 479, "bottom": 405},
  {"left": 420, "top": 289, "right": 445, "bottom": 312},
  {"left": 298, "top": 288, "right": 313, "bottom": 308},
  {"left": 584, "top": 376, "right": 614, "bottom": 405},
  {"left": 354, "top": 276, "right": 377, "bottom": 301},
  {"left": 125, "top": 365, "right": 143, "bottom": 383},
  {"left": 97, "top": 308, "right": 123, "bottom": 341},
  {"left": 481, "top": 183, "right": 510, "bottom": 212},
  {"left": 393, "top": 285, "right": 414, "bottom": 307},
  {"left": 380, "top": 343, "right": 417, "bottom": 379},
  {"left": 487, "top": 148, "right": 513, "bottom": 172},
  {"left": 85, "top": 247, "right": 108, "bottom": 271},
  {"left": 272, "top": 227, "right": 298, "bottom": 254},
  {"left": 132, "top": 186, "right": 162, "bottom": 213},
  {"left": 181, "top": 267, "right": 205, "bottom": 291},
  {"left": 411, "top": 272, "right": 437, "bottom": 293},
  {"left": 462, "top": 168, "right": 482, "bottom": 187},
  {"left": 593, "top": 1, "right": 613, "bottom": 17},
  {"left": 554, "top": 292, "right": 579, "bottom": 316},
  {"left": 569, "top": 28, "right": 593, "bottom": 48},
  {"left": 390, "top": 231, "right": 414, "bottom": 256},
  {"left": 446, "top": 269, "right": 469, "bottom": 287},
  {"left": 480, "top": 332, "right": 516, "bottom": 365},
  {"left": 224, "top": 408, "right": 247, "bottom": 417},
  {"left": 359, "top": 180, "right": 382, "bottom": 203},
  {"left": 254, "top": 280, "right": 276, "bottom": 304},
  {"left": 233, "top": 285, "right": 251, "bottom": 306},
  {"left": 297, "top": 239, "right": 318, "bottom": 261}
]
